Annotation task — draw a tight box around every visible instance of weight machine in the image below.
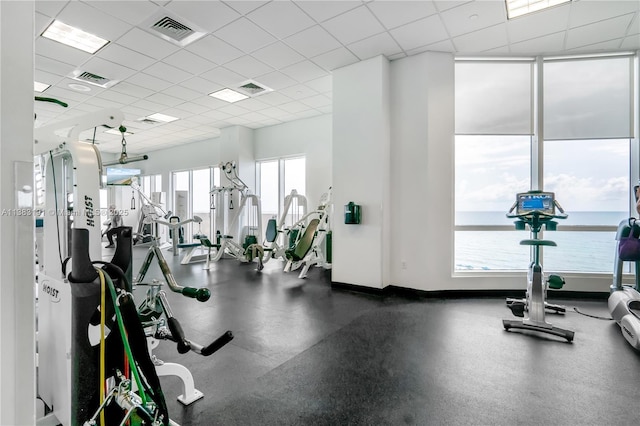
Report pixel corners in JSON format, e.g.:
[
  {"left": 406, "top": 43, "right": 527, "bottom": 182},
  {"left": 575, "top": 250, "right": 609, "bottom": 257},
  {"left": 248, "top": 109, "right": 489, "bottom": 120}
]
[
  {"left": 35, "top": 110, "right": 231, "bottom": 426},
  {"left": 283, "top": 189, "right": 333, "bottom": 279},
  {"left": 261, "top": 189, "right": 308, "bottom": 265},
  {"left": 205, "top": 161, "right": 265, "bottom": 269}
]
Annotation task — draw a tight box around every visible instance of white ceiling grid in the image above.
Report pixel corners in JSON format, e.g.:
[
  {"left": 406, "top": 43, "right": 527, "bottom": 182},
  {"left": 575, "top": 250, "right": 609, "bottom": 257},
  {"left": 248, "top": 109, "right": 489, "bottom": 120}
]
[{"left": 32, "top": 0, "right": 640, "bottom": 154}]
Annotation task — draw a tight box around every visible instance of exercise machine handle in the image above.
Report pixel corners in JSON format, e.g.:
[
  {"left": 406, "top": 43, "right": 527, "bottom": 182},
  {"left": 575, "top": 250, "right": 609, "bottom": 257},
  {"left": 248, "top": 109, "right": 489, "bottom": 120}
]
[
  {"left": 181, "top": 286, "right": 211, "bottom": 302},
  {"left": 194, "top": 331, "right": 234, "bottom": 356},
  {"left": 167, "top": 316, "right": 190, "bottom": 354}
]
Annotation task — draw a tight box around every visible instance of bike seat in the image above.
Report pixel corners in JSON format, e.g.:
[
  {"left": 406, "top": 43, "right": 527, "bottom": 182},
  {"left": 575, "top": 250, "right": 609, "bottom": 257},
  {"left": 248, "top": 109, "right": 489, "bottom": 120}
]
[{"left": 519, "top": 239, "right": 557, "bottom": 247}]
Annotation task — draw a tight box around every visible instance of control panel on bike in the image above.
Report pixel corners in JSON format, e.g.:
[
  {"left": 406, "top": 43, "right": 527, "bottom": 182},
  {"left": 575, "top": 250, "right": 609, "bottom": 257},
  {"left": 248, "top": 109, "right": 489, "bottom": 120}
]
[{"left": 517, "top": 192, "right": 555, "bottom": 216}]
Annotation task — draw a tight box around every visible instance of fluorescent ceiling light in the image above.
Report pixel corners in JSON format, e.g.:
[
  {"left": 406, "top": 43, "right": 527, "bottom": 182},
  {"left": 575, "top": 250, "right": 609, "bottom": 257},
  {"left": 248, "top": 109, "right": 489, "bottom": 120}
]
[
  {"left": 105, "top": 129, "right": 133, "bottom": 136},
  {"left": 34, "top": 81, "right": 50, "bottom": 92},
  {"left": 505, "top": 0, "right": 571, "bottom": 20},
  {"left": 209, "top": 88, "right": 249, "bottom": 103},
  {"left": 146, "top": 113, "right": 179, "bottom": 123},
  {"left": 41, "top": 20, "right": 109, "bottom": 54}
]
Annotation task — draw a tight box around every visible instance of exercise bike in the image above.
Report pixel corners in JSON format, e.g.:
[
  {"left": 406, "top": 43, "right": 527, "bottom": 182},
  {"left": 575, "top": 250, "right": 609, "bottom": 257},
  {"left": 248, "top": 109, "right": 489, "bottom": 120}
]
[{"left": 503, "top": 191, "right": 574, "bottom": 342}]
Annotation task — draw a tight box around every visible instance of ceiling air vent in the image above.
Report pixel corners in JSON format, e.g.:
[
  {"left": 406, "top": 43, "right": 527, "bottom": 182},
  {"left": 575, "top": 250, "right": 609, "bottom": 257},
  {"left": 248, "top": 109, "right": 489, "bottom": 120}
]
[
  {"left": 138, "top": 118, "right": 162, "bottom": 125},
  {"left": 143, "top": 12, "right": 206, "bottom": 47},
  {"left": 151, "top": 16, "right": 194, "bottom": 42},
  {"left": 69, "top": 70, "right": 118, "bottom": 89},
  {"left": 236, "top": 80, "right": 273, "bottom": 97}
]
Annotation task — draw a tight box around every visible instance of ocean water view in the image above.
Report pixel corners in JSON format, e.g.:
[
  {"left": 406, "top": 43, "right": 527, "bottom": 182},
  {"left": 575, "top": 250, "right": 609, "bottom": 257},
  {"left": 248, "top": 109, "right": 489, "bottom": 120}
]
[{"left": 455, "top": 211, "right": 628, "bottom": 273}]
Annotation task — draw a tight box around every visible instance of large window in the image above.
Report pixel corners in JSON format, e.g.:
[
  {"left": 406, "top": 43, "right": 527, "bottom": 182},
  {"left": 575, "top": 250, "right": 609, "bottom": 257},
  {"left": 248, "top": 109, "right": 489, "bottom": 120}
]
[
  {"left": 454, "top": 55, "right": 636, "bottom": 274},
  {"left": 256, "top": 156, "right": 306, "bottom": 237},
  {"left": 170, "top": 167, "right": 219, "bottom": 242}
]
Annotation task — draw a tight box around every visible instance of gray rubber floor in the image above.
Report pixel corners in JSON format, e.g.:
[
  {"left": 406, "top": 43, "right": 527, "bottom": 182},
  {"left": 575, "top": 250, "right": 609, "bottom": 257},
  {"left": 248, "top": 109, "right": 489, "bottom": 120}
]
[{"left": 125, "top": 245, "right": 640, "bottom": 426}]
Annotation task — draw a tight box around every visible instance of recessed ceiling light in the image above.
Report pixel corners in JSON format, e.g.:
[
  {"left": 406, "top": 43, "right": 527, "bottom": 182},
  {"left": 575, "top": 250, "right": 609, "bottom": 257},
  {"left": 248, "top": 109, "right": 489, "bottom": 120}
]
[
  {"left": 146, "top": 113, "right": 179, "bottom": 123},
  {"left": 105, "top": 129, "right": 133, "bottom": 136},
  {"left": 209, "top": 88, "right": 249, "bottom": 103},
  {"left": 34, "top": 81, "right": 50, "bottom": 92},
  {"left": 505, "top": 0, "right": 571, "bottom": 20},
  {"left": 469, "top": 14, "right": 479, "bottom": 20},
  {"left": 41, "top": 20, "right": 109, "bottom": 54},
  {"left": 68, "top": 83, "right": 91, "bottom": 92}
]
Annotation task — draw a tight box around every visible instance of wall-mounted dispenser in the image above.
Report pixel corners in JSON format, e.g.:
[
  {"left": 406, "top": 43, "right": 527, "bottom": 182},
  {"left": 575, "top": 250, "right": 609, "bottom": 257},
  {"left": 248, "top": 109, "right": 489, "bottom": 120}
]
[{"left": 345, "top": 201, "right": 361, "bottom": 224}]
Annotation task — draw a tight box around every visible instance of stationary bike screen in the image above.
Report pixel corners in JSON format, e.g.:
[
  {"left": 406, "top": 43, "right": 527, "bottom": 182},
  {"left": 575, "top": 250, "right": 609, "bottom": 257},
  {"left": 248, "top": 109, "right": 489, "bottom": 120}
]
[{"left": 516, "top": 192, "right": 555, "bottom": 216}]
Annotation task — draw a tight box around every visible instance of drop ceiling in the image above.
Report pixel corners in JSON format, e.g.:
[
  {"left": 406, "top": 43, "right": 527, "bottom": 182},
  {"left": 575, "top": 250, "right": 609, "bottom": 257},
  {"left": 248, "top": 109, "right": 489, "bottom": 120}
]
[{"left": 33, "top": 0, "right": 640, "bottom": 154}]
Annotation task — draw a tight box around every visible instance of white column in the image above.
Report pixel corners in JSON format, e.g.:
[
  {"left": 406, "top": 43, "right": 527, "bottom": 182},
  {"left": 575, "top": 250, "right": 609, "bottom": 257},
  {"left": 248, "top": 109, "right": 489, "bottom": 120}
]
[
  {"left": 0, "top": 1, "right": 36, "bottom": 425},
  {"left": 332, "top": 56, "right": 391, "bottom": 288}
]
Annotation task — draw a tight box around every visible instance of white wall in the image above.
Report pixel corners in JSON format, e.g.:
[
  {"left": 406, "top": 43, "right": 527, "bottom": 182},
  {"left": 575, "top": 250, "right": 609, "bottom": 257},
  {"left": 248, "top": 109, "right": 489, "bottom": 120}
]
[
  {"left": 254, "top": 114, "right": 332, "bottom": 209},
  {"left": 0, "top": 1, "right": 35, "bottom": 424},
  {"left": 332, "top": 56, "right": 391, "bottom": 289}
]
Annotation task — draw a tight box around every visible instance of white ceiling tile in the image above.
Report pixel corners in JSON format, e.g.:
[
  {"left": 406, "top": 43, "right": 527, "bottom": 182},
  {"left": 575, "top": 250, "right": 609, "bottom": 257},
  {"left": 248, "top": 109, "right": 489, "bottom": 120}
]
[
  {"left": 36, "top": 55, "right": 77, "bottom": 77},
  {"left": 190, "top": 114, "right": 222, "bottom": 124},
  {"left": 279, "top": 101, "right": 312, "bottom": 114},
  {"left": 322, "top": 5, "right": 386, "bottom": 45},
  {"left": 35, "top": 12, "right": 53, "bottom": 36},
  {"left": 88, "top": 1, "right": 162, "bottom": 26},
  {"left": 192, "top": 95, "right": 229, "bottom": 109},
  {"left": 121, "top": 105, "right": 156, "bottom": 120},
  {"left": 433, "top": 1, "right": 473, "bottom": 13},
  {"left": 200, "top": 109, "right": 233, "bottom": 120},
  {"left": 145, "top": 93, "right": 184, "bottom": 108},
  {"left": 284, "top": 25, "right": 342, "bottom": 57},
  {"left": 259, "top": 107, "right": 290, "bottom": 119},
  {"left": 163, "top": 50, "right": 217, "bottom": 75},
  {"left": 35, "top": 37, "right": 92, "bottom": 66},
  {"left": 218, "top": 103, "right": 252, "bottom": 116},
  {"left": 569, "top": 0, "right": 640, "bottom": 29},
  {"left": 185, "top": 35, "right": 244, "bottom": 66},
  {"left": 568, "top": 38, "right": 626, "bottom": 53},
  {"left": 179, "top": 77, "right": 224, "bottom": 95},
  {"left": 295, "top": 1, "right": 362, "bottom": 23},
  {"left": 247, "top": 1, "right": 316, "bottom": 39},
  {"left": 200, "top": 67, "right": 246, "bottom": 86},
  {"left": 236, "top": 98, "right": 270, "bottom": 111},
  {"left": 295, "top": 109, "right": 323, "bottom": 119},
  {"left": 439, "top": 0, "right": 506, "bottom": 37},
  {"left": 510, "top": 32, "right": 566, "bottom": 54},
  {"left": 348, "top": 32, "right": 403, "bottom": 60},
  {"left": 127, "top": 72, "right": 173, "bottom": 92},
  {"left": 224, "top": 55, "right": 274, "bottom": 79},
  {"left": 161, "top": 85, "right": 203, "bottom": 102},
  {"left": 367, "top": 1, "right": 437, "bottom": 30},
  {"left": 258, "top": 118, "right": 283, "bottom": 127},
  {"left": 300, "top": 94, "right": 331, "bottom": 109},
  {"left": 97, "top": 44, "right": 156, "bottom": 71},
  {"left": 621, "top": 34, "right": 640, "bottom": 50},
  {"left": 35, "top": 1, "right": 68, "bottom": 18},
  {"left": 305, "top": 75, "right": 332, "bottom": 93},
  {"left": 131, "top": 99, "right": 168, "bottom": 113},
  {"left": 223, "top": 1, "right": 269, "bottom": 15},
  {"left": 165, "top": 0, "right": 240, "bottom": 32},
  {"left": 507, "top": 5, "right": 571, "bottom": 44},
  {"left": 239, "top": 111, "right": 270, "bottom": 122},
  {"left": 390, "top": 14, "right": 449, "bottom": 51},
  {"left": 80, "top": 57, "right": 137, "bottom": 81},
  {"left": 110, "top": 82, "right": 155, "bottom": 99},
  {"left": 213, "top": 17, "right": 277, "bottom": 53},
  {"left": 453, "top": 24, "right": 508, "bottom": 53},
  {"left": 253, "top": 71, "right": 298, "bottom": 91},
  {"left": 252, "top": 42, "right": 306, "bottom": 70},
  {"left": 317, "top": 105, "right": 332, "bottom": 114},
  {"left": 280, "top": 60, "right": 329, "bottom": 82},
  {"left": 83, "top": 96, "right": 126, "bottom": 109},
  {"left": 279, "top": 84, "right": 319, "bottom": 100},
  {"left": 417, "top": 38, "right": 455, "bottom": 54},
  {"left": 116, "top": 28, "right": 180, "bottom": 60},
  {"left": 56, "top": 1, "right": 131, "bottom": 41},
  {"left": 35, "top": 70, "right": 65, "bottom": 86},
  {"left": 566, "top": 14, "right": 635, "bottom": 50},
  {"left": 95, "top": 89, "right": 139, "bottom": 105},
  {"left": 143, "top": 62, "right": 192, "bottom": 84},
  {"left": 153, "top": 107, "right": 192, "bottom": 120},
  {"left": 43, "top": 86, "right": 91, "bottom": 103},
  {"left": 255, "top": 91, "right": 294, "bottom": 106},
  {"left": 173, "top": 102, "right": 210, "bottom": 115},
  {"left": 312, "top": 47, "right": 359, "bottom": 71}
]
